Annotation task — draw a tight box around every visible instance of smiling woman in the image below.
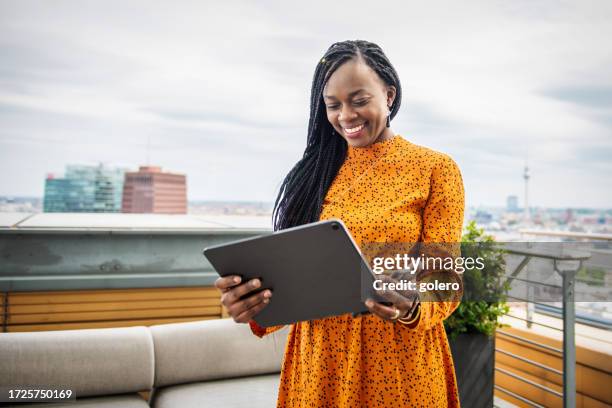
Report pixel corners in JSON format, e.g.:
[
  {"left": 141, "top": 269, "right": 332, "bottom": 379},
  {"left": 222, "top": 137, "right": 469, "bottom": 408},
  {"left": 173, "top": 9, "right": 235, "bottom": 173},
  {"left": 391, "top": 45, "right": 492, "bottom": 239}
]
[{"left": 215, "top": 40, "right": 465, "bottom": 407}]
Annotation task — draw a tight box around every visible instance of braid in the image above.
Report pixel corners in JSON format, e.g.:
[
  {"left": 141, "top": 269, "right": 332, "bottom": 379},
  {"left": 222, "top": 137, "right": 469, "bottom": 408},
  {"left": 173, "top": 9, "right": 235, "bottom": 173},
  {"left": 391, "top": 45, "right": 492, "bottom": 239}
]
[{"left": 273, "top": 40, "right": 402, "bottom": 231}]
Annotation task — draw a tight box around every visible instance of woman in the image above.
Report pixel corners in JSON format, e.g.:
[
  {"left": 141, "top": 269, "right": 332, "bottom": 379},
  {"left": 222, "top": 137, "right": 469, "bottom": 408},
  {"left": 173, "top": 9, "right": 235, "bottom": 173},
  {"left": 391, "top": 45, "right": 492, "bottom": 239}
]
[{"left": 215, "top": 40, "right": 464, "bottom": 407}]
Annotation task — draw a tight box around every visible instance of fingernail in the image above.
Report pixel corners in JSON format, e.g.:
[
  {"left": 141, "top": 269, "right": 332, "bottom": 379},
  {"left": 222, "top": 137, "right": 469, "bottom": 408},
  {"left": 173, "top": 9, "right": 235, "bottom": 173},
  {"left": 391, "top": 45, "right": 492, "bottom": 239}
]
[
  {"left": 263, "top": 298, "right": 269, "bottom": 304},
  {"left": 264, "top": 290, "right": 272, "bottom": 298},
  {"left": 233, "top": 276, "right": 241, "bottom": 283},
  {"left": 252, "top": 279, "right": 260, "bottom": 288},
  {"left": 365, "top": 299, "right": 374, "bottom": 307}
]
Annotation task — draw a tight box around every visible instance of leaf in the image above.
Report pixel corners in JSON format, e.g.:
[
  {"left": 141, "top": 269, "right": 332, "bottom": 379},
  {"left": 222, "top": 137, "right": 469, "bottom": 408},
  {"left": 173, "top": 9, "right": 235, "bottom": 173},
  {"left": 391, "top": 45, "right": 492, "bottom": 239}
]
[{"left": 445, "top": 222, "right": 508, "bottom": 338}]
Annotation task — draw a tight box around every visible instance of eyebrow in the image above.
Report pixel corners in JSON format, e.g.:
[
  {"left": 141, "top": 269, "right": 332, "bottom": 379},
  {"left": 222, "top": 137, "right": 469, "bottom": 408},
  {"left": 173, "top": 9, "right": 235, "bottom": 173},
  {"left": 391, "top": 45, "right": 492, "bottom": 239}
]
[{"left": 323, "top": 89, "right": 367, "bottom": 100}]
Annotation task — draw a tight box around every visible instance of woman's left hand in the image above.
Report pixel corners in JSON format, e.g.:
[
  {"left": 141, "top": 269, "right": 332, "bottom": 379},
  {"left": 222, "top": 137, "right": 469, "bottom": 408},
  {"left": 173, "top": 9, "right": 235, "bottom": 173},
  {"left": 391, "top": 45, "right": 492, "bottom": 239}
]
[{"left": 364, "top": 273, "right": 419, "bottom": 322}]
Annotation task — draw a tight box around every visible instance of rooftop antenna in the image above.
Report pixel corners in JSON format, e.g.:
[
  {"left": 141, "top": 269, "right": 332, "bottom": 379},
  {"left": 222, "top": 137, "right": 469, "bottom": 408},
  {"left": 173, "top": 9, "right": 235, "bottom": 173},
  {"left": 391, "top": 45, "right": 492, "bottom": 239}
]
[{"left": 146, "top": 136, "right": 151, "bottom": 165}]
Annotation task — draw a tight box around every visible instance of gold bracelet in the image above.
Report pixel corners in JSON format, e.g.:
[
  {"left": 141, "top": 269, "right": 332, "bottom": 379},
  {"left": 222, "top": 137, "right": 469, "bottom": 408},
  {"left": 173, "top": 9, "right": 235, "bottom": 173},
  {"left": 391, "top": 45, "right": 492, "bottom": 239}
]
[
  {"left": 398, "top": 296, "right": 420, "bottom": 323},
  {"left": 398, "top": 303, "right": 421, "bottom": 325}
]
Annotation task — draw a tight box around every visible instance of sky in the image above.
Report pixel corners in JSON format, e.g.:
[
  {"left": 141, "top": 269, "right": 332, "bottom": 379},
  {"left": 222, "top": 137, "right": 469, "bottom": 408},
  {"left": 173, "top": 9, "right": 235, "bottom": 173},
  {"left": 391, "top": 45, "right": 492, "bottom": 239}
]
[{"left": 0, "top": 0, "right": 611, "bottom": 208}]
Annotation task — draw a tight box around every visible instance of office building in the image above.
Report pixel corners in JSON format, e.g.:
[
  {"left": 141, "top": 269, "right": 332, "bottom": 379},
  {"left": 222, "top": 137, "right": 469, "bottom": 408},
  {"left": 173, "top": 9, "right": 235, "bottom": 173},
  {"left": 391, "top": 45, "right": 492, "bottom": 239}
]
[
  {"left": 44, "top": 164, "right": 127, "bottom": 213},
  {"left": 121, "top": 166, "right": 187, "bottom": 214}
]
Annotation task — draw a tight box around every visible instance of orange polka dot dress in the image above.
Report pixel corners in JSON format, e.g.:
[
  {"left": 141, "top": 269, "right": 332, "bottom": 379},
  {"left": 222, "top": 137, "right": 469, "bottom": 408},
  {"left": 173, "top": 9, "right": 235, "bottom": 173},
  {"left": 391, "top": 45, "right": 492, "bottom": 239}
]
[{"left": 250, "top": 134, "right": 465, "bottom": 407}]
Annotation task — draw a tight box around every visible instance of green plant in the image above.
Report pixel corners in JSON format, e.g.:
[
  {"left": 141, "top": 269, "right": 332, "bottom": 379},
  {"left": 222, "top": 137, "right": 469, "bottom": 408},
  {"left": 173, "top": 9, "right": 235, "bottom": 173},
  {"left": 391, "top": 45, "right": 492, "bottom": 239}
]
[
  {"left": 444, "top": 221, "right": 510, "bottom": 339},
  {"left": 576, "top": 266, "right": 606, "bottom": 287}
]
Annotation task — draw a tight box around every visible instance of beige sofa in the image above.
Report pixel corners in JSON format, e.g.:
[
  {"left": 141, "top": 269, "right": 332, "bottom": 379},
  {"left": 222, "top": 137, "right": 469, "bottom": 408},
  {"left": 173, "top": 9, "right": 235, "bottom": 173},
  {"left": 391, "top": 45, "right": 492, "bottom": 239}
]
[{"left": 0, "top": 319, "right": 288, "bottom": 407}]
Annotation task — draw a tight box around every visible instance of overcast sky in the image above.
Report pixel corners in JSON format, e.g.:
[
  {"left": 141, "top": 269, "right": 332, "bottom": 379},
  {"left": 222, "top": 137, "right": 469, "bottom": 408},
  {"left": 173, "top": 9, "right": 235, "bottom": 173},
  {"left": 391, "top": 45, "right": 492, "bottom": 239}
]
[{"left": 1, "top": 0, "right": 611, "bottom": 208}]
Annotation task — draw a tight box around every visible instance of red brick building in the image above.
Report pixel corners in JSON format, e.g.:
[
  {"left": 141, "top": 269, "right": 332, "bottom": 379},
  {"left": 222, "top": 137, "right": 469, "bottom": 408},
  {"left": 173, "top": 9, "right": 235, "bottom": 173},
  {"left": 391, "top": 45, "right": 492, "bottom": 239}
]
[{"left": 121, "top": 166, "right": 187, "bottom": 214}]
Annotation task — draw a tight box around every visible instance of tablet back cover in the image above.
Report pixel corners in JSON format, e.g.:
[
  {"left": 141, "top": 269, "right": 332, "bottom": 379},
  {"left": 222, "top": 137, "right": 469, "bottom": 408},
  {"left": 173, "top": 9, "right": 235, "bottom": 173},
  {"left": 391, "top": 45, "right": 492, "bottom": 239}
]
[{"left": 204, "top": 219, "right": 375, "bottom": 327}]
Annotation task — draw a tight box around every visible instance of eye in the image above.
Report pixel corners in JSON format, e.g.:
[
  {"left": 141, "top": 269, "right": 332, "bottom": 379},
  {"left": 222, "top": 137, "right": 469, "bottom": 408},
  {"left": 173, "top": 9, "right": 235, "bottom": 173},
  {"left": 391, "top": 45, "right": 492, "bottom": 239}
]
[
  {"left": 353, "top": 99, "right": 369, "bottom": 106},
  {"left": 326, "top": 104, "right": 340, "bottom": 110}
]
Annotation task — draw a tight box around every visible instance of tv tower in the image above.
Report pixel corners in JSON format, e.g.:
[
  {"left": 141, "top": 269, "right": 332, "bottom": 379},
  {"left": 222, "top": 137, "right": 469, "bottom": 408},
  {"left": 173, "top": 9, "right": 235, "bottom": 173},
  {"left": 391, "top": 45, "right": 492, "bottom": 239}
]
[{"left": 523, "top": 163, "right": 530, "bottom": 223}]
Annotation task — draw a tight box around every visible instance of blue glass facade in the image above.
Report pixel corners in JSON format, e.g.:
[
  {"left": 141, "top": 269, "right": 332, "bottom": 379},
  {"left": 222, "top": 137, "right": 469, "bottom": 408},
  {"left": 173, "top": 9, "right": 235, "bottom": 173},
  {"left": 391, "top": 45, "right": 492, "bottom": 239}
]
[{"left": 43, "top": 165, "right": 127, "bottom": 213}]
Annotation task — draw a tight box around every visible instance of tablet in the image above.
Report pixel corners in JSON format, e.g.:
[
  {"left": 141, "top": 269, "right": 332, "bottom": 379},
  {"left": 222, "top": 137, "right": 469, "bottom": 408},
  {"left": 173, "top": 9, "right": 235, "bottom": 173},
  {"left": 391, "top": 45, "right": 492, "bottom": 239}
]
[{"left": 203, "top": 219, "right": 380, "bottom": 327}]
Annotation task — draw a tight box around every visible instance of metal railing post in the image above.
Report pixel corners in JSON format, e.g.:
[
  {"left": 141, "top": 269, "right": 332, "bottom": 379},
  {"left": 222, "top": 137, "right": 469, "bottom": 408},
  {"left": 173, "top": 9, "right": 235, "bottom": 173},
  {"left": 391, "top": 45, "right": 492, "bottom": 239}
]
[
  {"left": 502, "top": 246, "right": 590, "bottom": 407},
  {"left": 556, "top": 260, "right": 580, "bottom": 408},
  {"left": 527, "top": 285, "right": 534, "bottom": 328}
]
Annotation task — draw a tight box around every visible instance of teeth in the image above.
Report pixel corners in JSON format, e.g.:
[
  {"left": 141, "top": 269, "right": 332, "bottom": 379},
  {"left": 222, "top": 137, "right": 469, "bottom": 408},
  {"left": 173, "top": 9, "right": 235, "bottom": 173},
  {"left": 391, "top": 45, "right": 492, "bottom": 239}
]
[{"left": 344, "top": 123, "right": 365, "bottom": 134}]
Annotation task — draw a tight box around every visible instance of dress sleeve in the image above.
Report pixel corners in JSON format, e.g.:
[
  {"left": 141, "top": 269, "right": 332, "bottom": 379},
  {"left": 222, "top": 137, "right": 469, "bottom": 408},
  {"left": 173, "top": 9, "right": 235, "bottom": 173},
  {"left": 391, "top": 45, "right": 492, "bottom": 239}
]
[
  {"left": 249, "top": 320, "right": 286, "bottom": 338},
  {"left": 406, "top": 153, "right": 465, "bottom": 331}
]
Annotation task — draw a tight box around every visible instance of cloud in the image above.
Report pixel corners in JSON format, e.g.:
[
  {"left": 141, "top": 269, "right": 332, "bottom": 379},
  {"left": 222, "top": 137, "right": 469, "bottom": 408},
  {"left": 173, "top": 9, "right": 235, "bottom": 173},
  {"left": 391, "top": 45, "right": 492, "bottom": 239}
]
[
  {"left": 0, "top": 0, "right": 611, "bottom": 208},
  {"left": 541, "top": 85, "right": 612, "bottom": 108}
]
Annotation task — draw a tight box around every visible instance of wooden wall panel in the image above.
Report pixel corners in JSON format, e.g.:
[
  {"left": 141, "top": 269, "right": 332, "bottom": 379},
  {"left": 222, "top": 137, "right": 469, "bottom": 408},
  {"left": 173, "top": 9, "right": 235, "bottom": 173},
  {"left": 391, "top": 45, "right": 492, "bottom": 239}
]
[
  {"left": 3, "top": 287, "right": 223, "bottom": 333},
  {"left": 0, "top": 292, "right": 5, "bottom": 326}
]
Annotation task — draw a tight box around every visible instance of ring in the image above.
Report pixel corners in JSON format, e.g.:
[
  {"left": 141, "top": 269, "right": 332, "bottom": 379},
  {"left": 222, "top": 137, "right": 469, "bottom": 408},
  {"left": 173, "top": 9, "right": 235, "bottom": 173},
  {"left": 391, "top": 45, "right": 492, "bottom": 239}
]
[{"left": 390, "top": 307, "right": 401, "bottom": 320}]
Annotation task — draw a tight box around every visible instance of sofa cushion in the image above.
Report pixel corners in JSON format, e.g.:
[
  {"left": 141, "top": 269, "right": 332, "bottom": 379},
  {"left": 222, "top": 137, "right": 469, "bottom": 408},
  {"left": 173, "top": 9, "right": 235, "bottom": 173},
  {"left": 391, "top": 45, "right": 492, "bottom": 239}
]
[
  {"left": 5, "top": 394, "right": 149, "bottom": 408},
  {"left": 0, "top": 326, "right": 154, "bottom": 398},
  {"left": 150, "top": 318, "right": 288, "bottom": 387},
  {"left": 151, "top": 374, "right": 280, "bottom": 408}
]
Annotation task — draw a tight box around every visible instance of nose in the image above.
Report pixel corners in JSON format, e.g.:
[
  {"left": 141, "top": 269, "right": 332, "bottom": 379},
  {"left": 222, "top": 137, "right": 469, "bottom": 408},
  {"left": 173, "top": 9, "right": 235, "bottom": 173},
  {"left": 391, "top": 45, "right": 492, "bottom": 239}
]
[{"left": 338, "top": 105, "right": 358, "bottom": 123}]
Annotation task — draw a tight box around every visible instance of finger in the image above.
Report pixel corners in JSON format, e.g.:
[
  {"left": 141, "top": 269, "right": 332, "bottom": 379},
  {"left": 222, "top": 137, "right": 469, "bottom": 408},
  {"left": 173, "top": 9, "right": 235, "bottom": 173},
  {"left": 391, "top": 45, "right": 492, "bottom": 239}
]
[
  {"left": 374, "top": 275, "right": 417, "bottom": 308},
  {"left": 376, "top": 287, "right": 416, "bottom": 312},
  {"left": 228, "top": 289, "right": 272, "bottom": 318},
  {"left": 221, "top": 278, "right": 262, "bottom": 305},
  {"left": 234, "top": 294, "right": 272, "bottom": 323},
  {"left": 364, "top": 298, "right": 403, "bottom": 321},
  {"left": 215, "top": 275, "right": 242, "bottom": 291},
  {"left": 379, "top": 274, "right": 417, "bottom": 298}
]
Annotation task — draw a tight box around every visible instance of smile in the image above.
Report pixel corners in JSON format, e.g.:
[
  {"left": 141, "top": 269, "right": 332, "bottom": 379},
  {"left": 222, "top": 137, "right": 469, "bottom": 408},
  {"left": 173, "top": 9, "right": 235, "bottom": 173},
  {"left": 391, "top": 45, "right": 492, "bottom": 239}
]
[{"left": 344, "top": 123, "right": 366, "bottom": 135}]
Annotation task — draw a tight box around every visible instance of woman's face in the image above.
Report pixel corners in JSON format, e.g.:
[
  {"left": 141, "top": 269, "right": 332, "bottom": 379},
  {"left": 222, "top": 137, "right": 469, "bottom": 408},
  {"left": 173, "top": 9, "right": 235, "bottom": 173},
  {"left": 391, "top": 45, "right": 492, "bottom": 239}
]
[{"left": 323, "top": 58, "right": 396, "bottom": 148}]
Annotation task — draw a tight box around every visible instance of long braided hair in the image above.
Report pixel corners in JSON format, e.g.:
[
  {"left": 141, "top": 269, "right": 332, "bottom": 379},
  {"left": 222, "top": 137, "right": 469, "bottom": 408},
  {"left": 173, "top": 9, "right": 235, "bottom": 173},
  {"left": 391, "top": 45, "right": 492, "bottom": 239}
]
[{"left": 272, "top": 40, "right": 402, "bottom": 231}]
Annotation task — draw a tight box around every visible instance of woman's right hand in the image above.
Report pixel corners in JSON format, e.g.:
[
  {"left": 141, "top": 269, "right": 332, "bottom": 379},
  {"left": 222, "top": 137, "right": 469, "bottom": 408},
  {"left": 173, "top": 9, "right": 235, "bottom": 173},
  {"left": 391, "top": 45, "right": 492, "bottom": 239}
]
[{"left": 214, "top": 275, "right": 273, "bottom": 323}]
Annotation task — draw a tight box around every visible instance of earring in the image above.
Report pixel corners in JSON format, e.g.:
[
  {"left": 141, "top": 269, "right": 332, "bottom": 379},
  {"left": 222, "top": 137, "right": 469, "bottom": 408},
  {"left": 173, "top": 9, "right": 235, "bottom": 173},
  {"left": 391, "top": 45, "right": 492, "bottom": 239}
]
[{"left": 386, "top": 109, "right": 391, "bottom": 128}]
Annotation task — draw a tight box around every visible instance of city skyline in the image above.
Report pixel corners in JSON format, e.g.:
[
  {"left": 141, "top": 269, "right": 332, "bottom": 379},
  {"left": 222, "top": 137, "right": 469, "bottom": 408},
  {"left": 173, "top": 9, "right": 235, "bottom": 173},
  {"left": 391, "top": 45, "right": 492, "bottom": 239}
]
[
  {"left": 2, "top": 194, "right": 611, "bottom": 213},
  {"left": 2, "top": 157, "right": 610, "bottom": 210},
  {"left": 1, "top": 1, "right": 611, "bottom": 208}
]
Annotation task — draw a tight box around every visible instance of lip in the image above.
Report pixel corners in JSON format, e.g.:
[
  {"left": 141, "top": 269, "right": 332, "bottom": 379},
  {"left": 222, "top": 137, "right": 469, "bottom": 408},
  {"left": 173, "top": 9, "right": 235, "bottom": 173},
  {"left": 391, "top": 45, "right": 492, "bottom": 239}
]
[{"left": 342, "top": 122, "right": 367, "bottom": 139}]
